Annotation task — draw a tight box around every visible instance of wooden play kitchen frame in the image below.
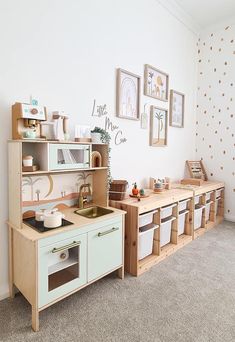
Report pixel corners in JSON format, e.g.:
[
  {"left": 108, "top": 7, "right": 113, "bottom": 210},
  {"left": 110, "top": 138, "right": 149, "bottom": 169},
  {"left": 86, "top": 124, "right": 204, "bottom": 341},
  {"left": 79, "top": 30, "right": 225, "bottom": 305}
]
[
  {"left": 7, "top": 140, "right": 125, "bottom": 331},
  {"left": 110, "top": 181, "right": 224, "bottom": 276}
]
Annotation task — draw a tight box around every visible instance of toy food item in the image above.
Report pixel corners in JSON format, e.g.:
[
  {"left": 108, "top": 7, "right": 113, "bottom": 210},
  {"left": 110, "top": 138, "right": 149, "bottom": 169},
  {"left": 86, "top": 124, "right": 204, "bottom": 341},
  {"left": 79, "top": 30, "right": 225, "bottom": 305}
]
[{"left": 132, "top": 182, "right": 139, "bottom": 196}]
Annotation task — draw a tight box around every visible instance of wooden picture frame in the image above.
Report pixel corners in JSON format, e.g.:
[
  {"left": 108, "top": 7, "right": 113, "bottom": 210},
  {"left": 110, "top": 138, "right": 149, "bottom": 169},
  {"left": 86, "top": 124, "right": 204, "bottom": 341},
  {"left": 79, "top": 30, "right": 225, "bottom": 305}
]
[
  {"left": 150, "top": 106, "right": 168, "bottom": 147},
  {"left": 116, "top": 68, "right": 140, "bottom": 120},
  {"left": 169, "top": 89, "right": 185, "bottom": 128},
  {"left": 144, "top": 64, "right": 169, "bottom": 101}
]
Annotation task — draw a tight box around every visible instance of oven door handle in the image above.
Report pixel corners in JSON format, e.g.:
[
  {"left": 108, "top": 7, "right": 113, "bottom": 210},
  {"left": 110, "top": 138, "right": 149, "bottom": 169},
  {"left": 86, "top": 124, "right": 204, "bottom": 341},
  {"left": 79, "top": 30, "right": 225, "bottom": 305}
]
[{"left": 51, "top": 241, "right": 81, "bottom": 253}]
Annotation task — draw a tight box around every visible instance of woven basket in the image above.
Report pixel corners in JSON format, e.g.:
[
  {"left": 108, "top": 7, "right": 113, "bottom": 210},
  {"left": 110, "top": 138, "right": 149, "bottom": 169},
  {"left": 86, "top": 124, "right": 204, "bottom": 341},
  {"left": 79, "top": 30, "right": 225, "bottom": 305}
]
[{"left": 109, "top": 180, "right": 128, "bottom": 201}]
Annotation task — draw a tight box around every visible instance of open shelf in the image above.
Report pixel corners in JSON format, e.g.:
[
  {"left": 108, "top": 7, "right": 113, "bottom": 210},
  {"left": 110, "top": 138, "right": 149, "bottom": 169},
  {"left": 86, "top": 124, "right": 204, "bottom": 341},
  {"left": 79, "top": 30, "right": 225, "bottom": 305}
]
[
  {"left": 22, "top": 166, "right": 108, "bottom": 176},
  {"left": 48, "top": 257, "right": 78, "bottom": 275},
  {"left": 48, "top": 264, "right": 78, "bottom": 291}
]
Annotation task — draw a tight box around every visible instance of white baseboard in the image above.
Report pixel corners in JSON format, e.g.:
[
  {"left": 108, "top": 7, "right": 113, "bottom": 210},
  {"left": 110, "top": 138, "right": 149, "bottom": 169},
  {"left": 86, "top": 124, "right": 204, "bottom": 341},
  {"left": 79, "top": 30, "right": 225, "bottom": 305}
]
[
  {"left": 224, "top": 214, "right": 235, "bottom": 223},
  {"left": 0, "top": 291, "right": 9, "bottom": 301}
]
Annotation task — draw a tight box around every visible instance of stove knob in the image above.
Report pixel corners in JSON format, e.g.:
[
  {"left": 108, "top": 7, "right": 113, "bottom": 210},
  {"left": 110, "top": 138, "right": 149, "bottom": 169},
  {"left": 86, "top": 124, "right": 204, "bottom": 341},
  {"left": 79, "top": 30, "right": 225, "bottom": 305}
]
[{"left": 31, "top": 108, "right": 38, "bottom": 115}]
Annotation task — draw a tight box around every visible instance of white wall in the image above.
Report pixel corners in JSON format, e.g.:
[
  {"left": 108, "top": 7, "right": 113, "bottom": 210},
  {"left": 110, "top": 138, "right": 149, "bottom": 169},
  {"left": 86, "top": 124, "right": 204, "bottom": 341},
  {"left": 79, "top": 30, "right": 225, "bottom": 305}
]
[
  {"left": 0, "top": 0, "right": 198, "bottom": 299},
  {"left": 196, "top": 23, "right": 235, "bottom": 221}
]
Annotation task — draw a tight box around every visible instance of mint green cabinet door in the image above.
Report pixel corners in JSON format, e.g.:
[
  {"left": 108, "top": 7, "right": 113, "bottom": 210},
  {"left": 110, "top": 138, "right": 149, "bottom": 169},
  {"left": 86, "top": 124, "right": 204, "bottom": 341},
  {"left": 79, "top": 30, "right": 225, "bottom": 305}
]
[
  {"left": 38, "top": 232, "right": 87, "bottom": 308},
  {"left": 88, "top": 220, "right": 123, "bottom": 282}
]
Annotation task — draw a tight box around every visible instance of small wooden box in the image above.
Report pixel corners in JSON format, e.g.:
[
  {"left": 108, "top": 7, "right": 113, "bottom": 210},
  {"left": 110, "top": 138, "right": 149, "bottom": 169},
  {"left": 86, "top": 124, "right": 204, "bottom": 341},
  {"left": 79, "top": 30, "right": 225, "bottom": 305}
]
[
  {"left": 22, "top": 165, "right": 39, "bottom": 172},
  {"left": 181, "top": 178, "right": 204, "bottom": 186}
]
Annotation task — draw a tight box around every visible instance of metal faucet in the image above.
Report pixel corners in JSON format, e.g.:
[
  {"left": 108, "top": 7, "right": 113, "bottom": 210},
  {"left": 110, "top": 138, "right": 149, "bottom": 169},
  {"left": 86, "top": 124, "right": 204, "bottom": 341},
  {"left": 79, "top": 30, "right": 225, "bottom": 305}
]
[{"left": 78, "top": 183, "right": 92, "bottom": 208}]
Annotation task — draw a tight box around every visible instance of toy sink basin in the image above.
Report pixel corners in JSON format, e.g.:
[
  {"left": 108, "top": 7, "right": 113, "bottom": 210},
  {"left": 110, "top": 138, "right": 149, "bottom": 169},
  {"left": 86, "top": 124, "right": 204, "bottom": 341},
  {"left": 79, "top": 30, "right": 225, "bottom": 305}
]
[{"left": 74, "top": 206, "right": 113, "bottom": 219}]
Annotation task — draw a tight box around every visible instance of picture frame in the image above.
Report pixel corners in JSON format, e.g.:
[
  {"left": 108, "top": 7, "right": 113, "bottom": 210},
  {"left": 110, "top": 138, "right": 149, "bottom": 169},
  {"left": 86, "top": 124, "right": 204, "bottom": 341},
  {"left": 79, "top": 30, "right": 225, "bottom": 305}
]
[
  {"left": 144, "top": 64, "right": 169, "bottom": 101},
  {"left": 116, "top": 68, "right": 140, "bottom": 120},
  {"left": 150, "top": 105, "right": 168, "bottom": 147},
  {"left": 169, "top": 89, "right": 185, "bottom": 128}
]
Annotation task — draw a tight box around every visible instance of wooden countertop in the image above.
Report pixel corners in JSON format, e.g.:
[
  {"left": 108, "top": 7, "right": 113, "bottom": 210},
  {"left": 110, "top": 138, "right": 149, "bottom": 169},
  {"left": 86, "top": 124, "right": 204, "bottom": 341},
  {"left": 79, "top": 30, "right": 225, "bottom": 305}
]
[
  {"left": 8, "top": 206, "right": 126, "bottom": 241},
  {"left": 110, "top": 188, "right": 193, "bottom": 214},
  {"left": 109, "top": 181, "right": 224, "bottom": 214},
  {"left": 172, "top": 180, "right": 225, "bottom": 195}
]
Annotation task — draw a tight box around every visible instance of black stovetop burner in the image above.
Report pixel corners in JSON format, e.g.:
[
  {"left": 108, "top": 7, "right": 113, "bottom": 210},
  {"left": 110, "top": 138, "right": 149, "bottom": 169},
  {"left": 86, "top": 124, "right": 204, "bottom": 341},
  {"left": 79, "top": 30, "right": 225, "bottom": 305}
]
[{"left": 23, "top": 217, "right": 74, "bottom": 233}]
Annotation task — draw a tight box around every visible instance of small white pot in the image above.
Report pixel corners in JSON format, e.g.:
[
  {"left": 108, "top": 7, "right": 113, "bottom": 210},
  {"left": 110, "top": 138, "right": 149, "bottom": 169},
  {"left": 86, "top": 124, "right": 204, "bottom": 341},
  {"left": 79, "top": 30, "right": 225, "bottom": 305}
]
[
  {"left": 23, "top": 155, "right": 33, "bottom": 167},
  {"left": 35, "top": 209, "right": 46, "bottom": 222},
  {"left": 91, "top": 132, "right": 102, "bottom": 144},
  {"left": 38, "top": 209, "right": 65, "bottom": 228}
]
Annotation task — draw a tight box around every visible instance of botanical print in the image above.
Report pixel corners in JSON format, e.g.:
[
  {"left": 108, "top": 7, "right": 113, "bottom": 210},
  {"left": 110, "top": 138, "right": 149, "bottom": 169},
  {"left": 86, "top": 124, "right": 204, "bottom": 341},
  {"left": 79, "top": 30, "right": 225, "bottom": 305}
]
[
  {"left": 141, "top": 103, "right": 148, "bottom": 129},
  {"left": 117, "top": 69, "right": 140, "bottom": 120},
  {"left": 144, "top": 65, "right": 169, "bottom": 101},
  {"left": 170, "top": 90, "right": 184, "bottom": 128},
  {"left": 22, "top": 172, "right": 93, "bottom": 215},
  {"left": 150, "top": 106, "right": 168, "bottom": 147}
]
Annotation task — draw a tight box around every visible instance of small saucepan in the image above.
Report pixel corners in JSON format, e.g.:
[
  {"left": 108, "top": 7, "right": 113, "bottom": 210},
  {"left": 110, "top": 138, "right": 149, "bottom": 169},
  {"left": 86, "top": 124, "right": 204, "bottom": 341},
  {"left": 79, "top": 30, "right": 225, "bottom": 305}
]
[{"left": 37, "top": 209, "right": 65, "bottom": 228}]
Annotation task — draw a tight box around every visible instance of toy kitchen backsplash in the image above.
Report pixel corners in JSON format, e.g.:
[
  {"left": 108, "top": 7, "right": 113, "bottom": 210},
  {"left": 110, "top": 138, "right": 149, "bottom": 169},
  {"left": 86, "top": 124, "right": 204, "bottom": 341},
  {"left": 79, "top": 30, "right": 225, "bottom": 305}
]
[{"left": 22, "top": 171, "right": 93, "bottom": 217}]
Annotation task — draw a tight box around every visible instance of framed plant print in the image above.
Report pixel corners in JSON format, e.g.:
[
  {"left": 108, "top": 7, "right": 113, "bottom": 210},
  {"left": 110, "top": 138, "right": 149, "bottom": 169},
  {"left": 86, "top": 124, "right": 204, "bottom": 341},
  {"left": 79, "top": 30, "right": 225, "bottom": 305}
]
[
  {"left": 116, "top": 68, "right": 140, "bottom": 120},
  {"left": 150, "top": 106, "right": 168, "bottom": 147},
  {"left": 169, "top": 90, "right": 185, "bottom": 128},
  {"left": 144, "top": 64, "right": 169, "bottom": 101}
]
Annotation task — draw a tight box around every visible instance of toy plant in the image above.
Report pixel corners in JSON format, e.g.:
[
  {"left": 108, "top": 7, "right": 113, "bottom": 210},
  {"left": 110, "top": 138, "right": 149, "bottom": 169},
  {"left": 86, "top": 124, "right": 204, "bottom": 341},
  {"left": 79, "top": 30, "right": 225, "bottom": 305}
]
[{"left": 132, "top": 182, "right": 139, "bottom": 196}]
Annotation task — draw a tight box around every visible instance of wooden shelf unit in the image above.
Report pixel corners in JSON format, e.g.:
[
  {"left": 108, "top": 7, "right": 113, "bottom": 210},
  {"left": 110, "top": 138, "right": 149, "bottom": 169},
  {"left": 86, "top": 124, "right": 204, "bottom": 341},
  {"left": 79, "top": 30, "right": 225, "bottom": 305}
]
[
  {"left": 110, "top": 181, "right": 224, "bottom": 276},
  {"left": 8, "top": 140, "right": 109, "bottom": 229}
]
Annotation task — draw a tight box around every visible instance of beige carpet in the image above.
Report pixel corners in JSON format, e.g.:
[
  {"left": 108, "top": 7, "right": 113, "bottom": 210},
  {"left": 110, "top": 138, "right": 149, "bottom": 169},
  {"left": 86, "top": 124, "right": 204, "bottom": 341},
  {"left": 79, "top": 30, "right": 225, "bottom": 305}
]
[{"left": 0, "top": 221, "right": 235, "bottom": 342}]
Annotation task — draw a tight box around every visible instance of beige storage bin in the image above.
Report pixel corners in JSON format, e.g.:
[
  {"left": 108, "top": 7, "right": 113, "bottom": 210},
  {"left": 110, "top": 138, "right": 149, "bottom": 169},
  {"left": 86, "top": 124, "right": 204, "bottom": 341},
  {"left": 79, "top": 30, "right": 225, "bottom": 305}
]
[
  {"left": 216, "top": 188, "right": 223, "bottom": 199},
  {"left": 160, "top": 216, "right": 176, "bottom": 247},
  {"left": 161, "top": 204, "right": 177, "bottom": 220},
  {"left": 138, "top": 224, "right": 159, "bottom": 260},
  {"left": 178, "top": 199, "right": 190, "bottom": 212},
  {"left": 194, "top": 195, "right": 202, "bottom": 206},
  {"left": 139, "top": 210, "right": 158, "bottom": 228},
  {"left": 205, "top": 201, "right": 212, "bottom": 222},
  {"left": 178, "top": 210, "right": 188, "bottom": 235},
  {"left": 194, "top": 205, "right": 204, "bottom": 230},
  {"left": 205, "top": 191, "right": 213, "bottom": 202}
]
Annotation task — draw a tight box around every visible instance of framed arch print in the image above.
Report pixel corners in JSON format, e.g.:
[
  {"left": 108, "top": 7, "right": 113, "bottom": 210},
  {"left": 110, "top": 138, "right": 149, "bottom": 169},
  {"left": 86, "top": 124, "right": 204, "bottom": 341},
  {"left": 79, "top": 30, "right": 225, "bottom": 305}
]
[
  {"left": 116, "top": 68, "right": 140, "bottom": 120},
  {"left": 169, "top": 89, "right": 185, "bottom": 128},
  {"left": 150, "top": 105, "right": 168, "bottom": 147},
  {"left": 144, "top": 64, "right": 169, "bottom": 101}
]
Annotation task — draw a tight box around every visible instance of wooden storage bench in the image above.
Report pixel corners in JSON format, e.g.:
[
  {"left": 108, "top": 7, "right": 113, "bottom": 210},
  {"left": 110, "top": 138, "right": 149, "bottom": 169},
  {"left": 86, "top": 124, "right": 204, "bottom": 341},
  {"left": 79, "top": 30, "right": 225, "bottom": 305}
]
[{"left": 110, "top": 181, "right": 224, "bottom": 276}]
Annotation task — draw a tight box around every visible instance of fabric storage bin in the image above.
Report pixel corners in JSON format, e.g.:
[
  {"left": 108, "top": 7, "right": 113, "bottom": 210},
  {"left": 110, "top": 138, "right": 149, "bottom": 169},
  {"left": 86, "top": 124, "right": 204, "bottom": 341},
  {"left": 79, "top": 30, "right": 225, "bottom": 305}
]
[
  {"left": 205, "top": 201, "right": 212, "bottom": 222},
  {"left": 109, "top": 180, "right": 128, "bottom": 200},
  {"left": 160, "top": 217, "right": 176, "bottom": 247},
  {"left": 178, "top": 199, "right": 190, "bottom": 212},
  {"left": 216, "top": 188, "right": 223, "bottom": 199},
  {"left": 178, "top": 210, "right": 188, "bottom": 235},
  {"left": 205, "top": 191, "right": 213, "bottom": 202},
  {"left": 194, "top": 195, "right": 201, "bottom": 205},
  {"left": 194, "top": 205, "right": 204, "bottom": 230},
  {"left": 139, "top": 210, "right": 157, "bottom": 228},
  {"left": 161, "top": 204, "right": 177, "bottom": 220},
  {"left": 138, "top": 224, "right": 159, "bottom": 260}
]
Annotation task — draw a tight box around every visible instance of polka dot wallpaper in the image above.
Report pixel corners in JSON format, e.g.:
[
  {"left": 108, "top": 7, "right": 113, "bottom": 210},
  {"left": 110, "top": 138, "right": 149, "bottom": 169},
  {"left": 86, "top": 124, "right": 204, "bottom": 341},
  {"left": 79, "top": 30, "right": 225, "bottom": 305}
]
[{"left": 196, "top": 25, "right": 235, "bottom": 221}]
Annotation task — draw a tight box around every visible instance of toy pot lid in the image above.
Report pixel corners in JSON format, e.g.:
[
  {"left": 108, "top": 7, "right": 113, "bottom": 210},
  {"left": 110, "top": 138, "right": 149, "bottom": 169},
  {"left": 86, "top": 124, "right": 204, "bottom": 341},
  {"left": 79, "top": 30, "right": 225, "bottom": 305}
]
[{"left": 44, "top": 209, "right": 63, "bottom": 219}]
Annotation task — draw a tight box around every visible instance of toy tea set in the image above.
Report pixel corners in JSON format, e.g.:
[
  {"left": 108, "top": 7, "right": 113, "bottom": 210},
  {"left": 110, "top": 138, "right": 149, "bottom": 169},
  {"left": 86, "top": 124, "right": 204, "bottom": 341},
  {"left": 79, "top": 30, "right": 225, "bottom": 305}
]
[{"left": 150, "top": 177, "right": 172, "bottom": 193}]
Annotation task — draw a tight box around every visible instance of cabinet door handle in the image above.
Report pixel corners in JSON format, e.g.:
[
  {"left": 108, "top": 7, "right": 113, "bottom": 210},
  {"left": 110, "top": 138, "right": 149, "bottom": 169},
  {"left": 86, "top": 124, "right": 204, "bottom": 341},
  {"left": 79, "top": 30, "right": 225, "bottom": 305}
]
[
  {"left": 98, "top": 227, "right": 119, "bottom": 237},
  {"left": 51, "top": 241, "right": 81, "bottom": 253}
]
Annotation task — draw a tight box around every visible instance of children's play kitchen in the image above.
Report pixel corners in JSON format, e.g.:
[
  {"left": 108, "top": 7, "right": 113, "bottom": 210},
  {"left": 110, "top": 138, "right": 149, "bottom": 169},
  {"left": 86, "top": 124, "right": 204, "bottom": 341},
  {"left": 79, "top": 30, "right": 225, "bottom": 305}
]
[
  {"left": 8, "top": 100, "right": 225, "bottom": 331},
  {"left": 8, "top": 101, "right": 126, "bottom": 331}
]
